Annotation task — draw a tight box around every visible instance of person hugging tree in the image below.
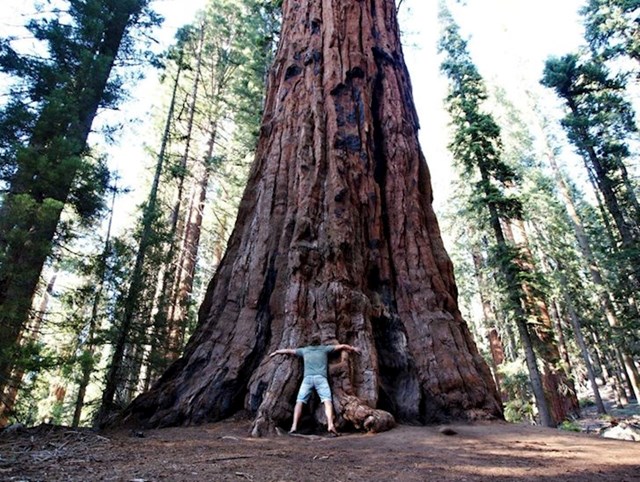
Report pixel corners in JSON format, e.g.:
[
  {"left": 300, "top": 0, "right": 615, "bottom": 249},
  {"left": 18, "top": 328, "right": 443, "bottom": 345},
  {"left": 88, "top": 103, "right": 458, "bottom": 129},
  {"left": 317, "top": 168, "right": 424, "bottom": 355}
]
[{"left": 269, "top": 342, "right": 360, "bottom": 436}]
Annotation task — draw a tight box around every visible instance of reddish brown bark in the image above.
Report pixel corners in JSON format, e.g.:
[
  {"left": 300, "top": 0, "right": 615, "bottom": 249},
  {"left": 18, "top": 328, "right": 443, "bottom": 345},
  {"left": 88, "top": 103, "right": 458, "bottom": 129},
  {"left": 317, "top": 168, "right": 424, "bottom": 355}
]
[
  {"left": 470, "top": 247, "right": 504, "bottom": 395},
  {"left": 164, "top": 152, "right": 212, "bottom": 360},
  {"left": 505, "top": 220, "right": 580, "bottom": 423},
  {"left": 123, "top": 0, "right": 502, "bottom": 435}
]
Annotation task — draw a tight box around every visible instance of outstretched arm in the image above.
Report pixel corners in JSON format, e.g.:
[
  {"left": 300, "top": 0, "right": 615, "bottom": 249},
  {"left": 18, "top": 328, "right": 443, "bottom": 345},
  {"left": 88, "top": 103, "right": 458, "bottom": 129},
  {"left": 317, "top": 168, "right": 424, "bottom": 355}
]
[
  {"left": 334, "top": 344, "right": 360, "bottom": 354},
  {"left": 269, "top": 348, "right": 297, "bottom": 357}
]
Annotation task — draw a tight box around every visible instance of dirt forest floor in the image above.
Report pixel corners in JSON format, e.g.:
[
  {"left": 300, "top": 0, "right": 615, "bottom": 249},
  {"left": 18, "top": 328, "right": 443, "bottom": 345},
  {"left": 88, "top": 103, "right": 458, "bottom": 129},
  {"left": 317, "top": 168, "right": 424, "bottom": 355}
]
[{"left": 1, "top": 417, "right": 639, "bottom": 482}]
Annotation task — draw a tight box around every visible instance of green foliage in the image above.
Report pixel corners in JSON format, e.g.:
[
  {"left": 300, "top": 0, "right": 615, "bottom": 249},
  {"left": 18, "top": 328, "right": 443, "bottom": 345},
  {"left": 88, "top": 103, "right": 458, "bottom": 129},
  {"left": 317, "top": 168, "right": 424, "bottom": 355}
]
[
  {"left": 0, "top": 0, "right": 280, "bottom": 426},
  {"left": 559, "top": 420, "right": 582, "bottom": 432},
  {"left": 542, "top": 51, "right": 640, "bottom": 338},
  {"left": 579, "top": 397, "right": 596, "bottom": 408},
  {"left": 582, "top": 0, "right": 640, "bottom": 64},
  {"left": 439, "top": 8, "right": 525, "bottom": 233},
  {"left": 503, "top": 398, "right": 536, "bottom": 423},
  {"left": 0, "top": 0, "right": 159, "bottom": 395},
  {"left": 438, "top": 6, "right": 539, "bottom": 319},
  {"left": 91, "top": 0, "right": 281, "bottom": 413},
  {"left": 230, "top": 0, "right": 281, "bottom": 151},
  {"left": 499, "top": 360, "right": 536, "bottom": 423},
  {"left": 438, "top": 5, "right": 611, "bottom": 427}
]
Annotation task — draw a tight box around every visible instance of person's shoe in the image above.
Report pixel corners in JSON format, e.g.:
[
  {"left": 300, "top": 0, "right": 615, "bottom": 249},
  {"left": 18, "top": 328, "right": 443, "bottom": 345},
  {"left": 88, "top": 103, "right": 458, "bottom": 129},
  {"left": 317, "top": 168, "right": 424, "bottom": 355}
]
[{"left": 327, "top": 428, "right": 340, "bottom": 437}]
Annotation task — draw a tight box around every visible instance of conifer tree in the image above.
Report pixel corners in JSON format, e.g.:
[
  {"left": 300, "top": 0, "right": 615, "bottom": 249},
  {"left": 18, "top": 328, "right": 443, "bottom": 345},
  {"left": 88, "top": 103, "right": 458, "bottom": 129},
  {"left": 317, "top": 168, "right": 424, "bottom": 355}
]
[
  {"left": 542, "top": 54, "right": 640, "bottom": 401},
  {"left": 122, "top": 0, "right": 502, "bottom": 435},
  {"left": 99, "top": 0, "right": 280, "bottom": 418},
  {"left": 0, "top": 0, "right": 157, "bottom": 395},
  {"left": 97, "top": 37, "right": 185, "bottom": 419},
  {"left": 582, "top": 0, "right": 640, "bottom": 65},
  {"left": 159, "top": 0, "right": 280, "bottom": 368},
  {"left": 437, "top": 5, "right": 580, "bottom": 427}
]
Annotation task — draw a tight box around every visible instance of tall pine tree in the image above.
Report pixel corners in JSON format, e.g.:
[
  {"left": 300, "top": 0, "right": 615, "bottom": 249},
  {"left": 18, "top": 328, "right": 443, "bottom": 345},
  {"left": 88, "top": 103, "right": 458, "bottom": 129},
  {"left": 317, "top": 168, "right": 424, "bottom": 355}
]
[
  {"left": 438, "top": 4, "right": 582, "bottom": 427},
  {"left": 0, "top": 0, "right": 157, "bottom": 396}
]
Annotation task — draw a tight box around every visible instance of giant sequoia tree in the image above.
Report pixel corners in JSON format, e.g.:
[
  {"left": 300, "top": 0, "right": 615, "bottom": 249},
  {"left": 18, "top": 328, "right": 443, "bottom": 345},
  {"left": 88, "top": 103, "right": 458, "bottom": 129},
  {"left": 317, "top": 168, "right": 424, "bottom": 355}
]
[{"left": 124, "top": 0, "right": 502, "bottom": 435}]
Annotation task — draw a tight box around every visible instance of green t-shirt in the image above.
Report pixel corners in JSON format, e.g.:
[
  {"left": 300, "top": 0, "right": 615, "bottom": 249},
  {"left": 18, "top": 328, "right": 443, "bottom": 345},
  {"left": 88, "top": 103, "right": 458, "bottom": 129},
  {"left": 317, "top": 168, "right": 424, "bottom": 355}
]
[{"left": 295, "top": 345, "right": 336, "bottom": 377}]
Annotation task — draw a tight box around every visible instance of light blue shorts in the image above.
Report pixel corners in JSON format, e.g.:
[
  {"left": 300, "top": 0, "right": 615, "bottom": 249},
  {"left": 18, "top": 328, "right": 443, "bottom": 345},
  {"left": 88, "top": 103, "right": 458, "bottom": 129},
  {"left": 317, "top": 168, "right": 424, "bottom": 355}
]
[{"left": 296, "top": 375, "right": 332, "bottom": 403}]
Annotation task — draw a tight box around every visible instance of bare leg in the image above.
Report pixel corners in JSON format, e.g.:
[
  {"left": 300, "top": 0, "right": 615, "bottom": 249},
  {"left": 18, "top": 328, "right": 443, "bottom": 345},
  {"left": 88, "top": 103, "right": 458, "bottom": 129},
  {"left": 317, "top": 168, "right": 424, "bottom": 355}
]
[
  {"left": 323, "top": 400, "right": 337, "bottom": 433},
  {"left": 290, "top": 402, "right": 303, "bottom": 432}
]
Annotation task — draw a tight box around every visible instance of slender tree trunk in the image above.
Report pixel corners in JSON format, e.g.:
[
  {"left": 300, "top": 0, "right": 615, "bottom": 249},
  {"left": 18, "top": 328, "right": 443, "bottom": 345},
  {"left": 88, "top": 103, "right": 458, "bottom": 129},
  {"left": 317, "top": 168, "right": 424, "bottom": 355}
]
[
  {"left": 566, "top": 100, "right": 635, "bottom": 249},
  {"left": 564, "top": 100, "right": 640, "bottom": 300},
  {"left": 158, "top": 32, "right": 242, "bottom": 360},
  {"left": 487, "top": 328, "right": 505, "bottom": 399},
  {"left": 164, "top": 132, "right": 215, "bottom": 361},
  {"left": 612, "top": 350, "right": 631, "bottom": 404},
  {"left": 0, "top": 269, "right": 57, "bottom": 427},
  {"left": 72, "top": 185, "right": 118, "bottom": 427},
  {"left": 558, "top": 280, "right": 606, "bottom": 414},
  {"left": 617, "top": 162, "right": 640, "bottom": 224},
  {"left": 547, "top": 152, "right": 640, "bottom": 402},
  {"left": 504, "top": 220, "right": 580, "bottom": 423},
  {"left": 617, "top": 350, "right": 637, "bottom": 401},
  {"left": 96, "top": 39, "right": 184, "bottom": 424},
  {"left": 549, "top": 300, "right": 572, "bottom": 374},
  {"left": 591, "top": 332, "right": 628, "bottom": 406},
  {"left": 0, "top": 0, "right": 147, "bottom": 393},
  {"left": 149, "top": 22, "right": 205, "bottom": 377},
  {"left": 477, "top": 167, "right": 553, "bottom": 426},
  {"left": 160, "top": 28, "right": 240, "bottom": 360},
  {"left": 470, "top": 248, "right": 503, "bottom": 394},
  {"left": 121, "top": 0, "right": 502, "bottom": 435}
]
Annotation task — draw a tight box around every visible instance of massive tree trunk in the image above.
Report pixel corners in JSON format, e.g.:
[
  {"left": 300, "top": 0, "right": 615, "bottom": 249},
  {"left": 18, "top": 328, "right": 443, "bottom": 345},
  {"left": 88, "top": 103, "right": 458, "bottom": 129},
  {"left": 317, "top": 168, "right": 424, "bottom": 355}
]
[{"left": 123, "top": 0, "right": 502, "bottom": 435}]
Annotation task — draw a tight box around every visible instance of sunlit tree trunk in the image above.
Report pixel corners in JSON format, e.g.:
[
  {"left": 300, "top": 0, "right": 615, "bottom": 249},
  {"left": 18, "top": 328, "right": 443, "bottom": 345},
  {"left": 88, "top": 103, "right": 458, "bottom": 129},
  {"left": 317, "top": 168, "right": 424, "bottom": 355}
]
[
  {"left": 558, "top": 279, "right": 606, "bottom": 414},
  {"left": 164, "top": 134, "right": 214, "bottom": 362},
  {"left": 470, "top": 248, "right": 503, "bottom": 395}
]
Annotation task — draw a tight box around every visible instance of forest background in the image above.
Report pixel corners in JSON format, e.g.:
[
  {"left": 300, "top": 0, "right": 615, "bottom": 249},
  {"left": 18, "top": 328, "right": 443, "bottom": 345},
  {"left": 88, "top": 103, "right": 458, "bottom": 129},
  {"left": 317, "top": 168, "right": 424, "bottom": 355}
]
[{"left": 0, "top": 0, "right": 638, "bottom": 433}]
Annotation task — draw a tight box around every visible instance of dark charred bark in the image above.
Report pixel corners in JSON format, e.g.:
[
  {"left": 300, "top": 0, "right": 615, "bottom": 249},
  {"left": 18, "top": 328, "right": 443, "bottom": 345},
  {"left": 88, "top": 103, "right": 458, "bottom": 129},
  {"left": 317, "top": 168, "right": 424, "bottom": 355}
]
[{"left": 121, "top": 0, "right": 502, "bottom": 435}]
